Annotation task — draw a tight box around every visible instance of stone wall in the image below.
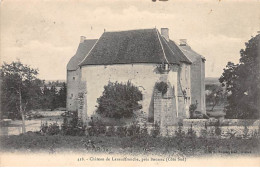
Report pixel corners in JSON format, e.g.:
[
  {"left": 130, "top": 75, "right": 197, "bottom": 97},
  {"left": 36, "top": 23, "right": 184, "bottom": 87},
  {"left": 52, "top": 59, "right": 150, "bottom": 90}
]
[{"left": 160, "top": 119, "right": 260, "bottom": 138}]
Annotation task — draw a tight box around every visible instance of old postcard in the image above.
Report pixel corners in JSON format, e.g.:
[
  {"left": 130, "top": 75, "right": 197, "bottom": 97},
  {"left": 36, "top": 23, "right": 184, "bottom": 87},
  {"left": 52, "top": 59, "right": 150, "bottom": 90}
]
[{"left": 0, "top": 0, "right": 260, "bottom": 167}]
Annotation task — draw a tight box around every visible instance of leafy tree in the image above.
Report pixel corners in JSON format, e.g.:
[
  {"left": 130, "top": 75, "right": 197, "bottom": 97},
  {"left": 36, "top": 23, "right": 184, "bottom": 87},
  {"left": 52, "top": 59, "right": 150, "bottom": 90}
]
[
  {"left": 219, "top": 34, "right": 260, "bottom": 119},
  {"left": 97, "top": 81, "right": 143, "bottom": 119},
  {"left": 58, "top": 82, "right": 67, "bottom": 108},
  {"left": 206, "top": 84, "right": 227, "bottom": 111},
  {"left": 1, "top": 61, "right": 42, "bottom": 132}
]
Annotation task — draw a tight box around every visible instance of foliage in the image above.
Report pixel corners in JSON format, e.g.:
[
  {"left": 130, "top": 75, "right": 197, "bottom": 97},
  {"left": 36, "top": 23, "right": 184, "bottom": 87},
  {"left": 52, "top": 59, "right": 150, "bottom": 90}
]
[
  {"left": 206, "top": 84, "right": 227, "bottom": 111},
  {"left": 116, "top": 126, "right": 128, "bottom": 137},
  {"left": 2, "top": 134, "right": 260, "bottom": 155},
  {"left": 126, "top": 122, "right": 140, "bottom": 137},
  {"left": 200, "top": 122, "right": 208, "bottom": 138},
  {"left": 189, "top": 101, "right": 198, "bottom": 118},
  {"left": 155, "top": 81, "right": 168, "bottom": 95},
  {"left": 219, "top": 34, "right": 260, "bottom": 119},
  {"left": 97, "top": 81, "right": 142, "bottom": 119},
  {"left": 40, "top": 122, "right": 60, "bottom": 135},
  {"left": 1, "top": 61, "right": 42, "bottom": 119},
  {"left": 40, "top": 82, "right": 67, "bottom": 110},
  {"left": 105, "top": 126, "right": 115, "bottom": 137},
  {"left": 175, "top": 122, "right": 185, "bottom": 138},
  {"left": 214, "top": 120, "right": 222, "bottom": 136},
  {"left": 0, "top": 61, "right": 67, "bottom": 120},
  {"left": 87, "top": 119, "right": 106, "bottom": 136},
  {"left": 186, "top": 124, "right": 196, "bottom": 139},
  {"left": 61, "top": 112, "right": 86, "bottom": 136},
  {"left": 243, "top": 125, "right": 249, "bottom": 139},
  {"left": 140, "top": 123, "right": 149, "bottom": 137},
  {"left": 151, "top": 121, "right": 160, "bottom": 138}
]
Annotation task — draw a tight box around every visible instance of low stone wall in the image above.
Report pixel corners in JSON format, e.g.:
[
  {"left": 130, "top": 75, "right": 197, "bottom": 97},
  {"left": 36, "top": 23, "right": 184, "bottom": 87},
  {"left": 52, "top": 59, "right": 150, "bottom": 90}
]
[{"left": 160, "top": 119, "right": 260, "bottom": 138}]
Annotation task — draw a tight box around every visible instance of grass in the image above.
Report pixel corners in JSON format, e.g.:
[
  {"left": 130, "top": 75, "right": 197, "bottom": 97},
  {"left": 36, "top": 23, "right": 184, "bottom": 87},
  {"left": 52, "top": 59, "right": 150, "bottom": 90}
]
[{"left": 1, "top": 133, "right": 259, "bottom": 156}]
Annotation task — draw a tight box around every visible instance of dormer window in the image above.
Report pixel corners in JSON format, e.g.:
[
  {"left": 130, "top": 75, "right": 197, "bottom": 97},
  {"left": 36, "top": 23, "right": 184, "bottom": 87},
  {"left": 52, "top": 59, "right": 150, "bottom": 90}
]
[
  {"left": 156, "top": 63, "right": 170, "bottom": 74},
  {"left": 163, "top": 63, "right": 169, "bottom": 70}
]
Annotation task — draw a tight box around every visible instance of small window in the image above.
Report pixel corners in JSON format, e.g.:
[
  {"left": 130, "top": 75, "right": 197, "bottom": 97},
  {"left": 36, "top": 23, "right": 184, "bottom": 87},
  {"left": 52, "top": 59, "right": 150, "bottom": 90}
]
[
  {"left": 71, "top": 94, "right": 73, "bottom": 97},
  {"left": 73, "top": 77, "right": 75, "bottom": 80}
]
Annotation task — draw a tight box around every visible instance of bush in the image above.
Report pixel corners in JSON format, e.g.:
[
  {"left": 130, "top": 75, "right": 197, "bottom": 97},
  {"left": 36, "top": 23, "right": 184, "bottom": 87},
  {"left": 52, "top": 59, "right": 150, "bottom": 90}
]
[
  {"left": 243, "top": 125, "right": 249, "bottom": 139},
  {"left": 189, "top": 102, "right": 198, "bottom": 118},
  {"left": 106, "top": 126, "right": 115, "bottom": 137},
  {"left": 97, "top": 81, "right": 142, "bottom": 119},
  {"left": 116, "top": 126, "right": 127, "bottom": 137},
  {"left": 60, "top": 113, "right": 86, "bottom": 136},
  {"left": 200, "top": 122, "right": 208, "bottom": 138},
  {"left": 40, "top": 122, "right": 60, "bottom": 135},
  {"left": 175, "top": 122, "right": 185, "bottom": 138},
  {"left": 214, "top": 120, "right": 221, "bottom": 136},
  {"left": 186, "top": 124, "right": 196, "bottom": 138},
  {"left": 46, "top": 122, "right": 60, "bottom": 135},
  {"left": 140, "top": 123, "right": 149, "bottom": 137},
  {"left": 40, "top": 122, "right": 48, "bottom": 134},
  {"left": 126, "top": 122, "right": 140, "bottom": 137},
  {"left": 88, "top": 119, "right": 106, "bottom": 136},
  {"left": 151, "top": 121, "right": 160, "bottom": 138}
]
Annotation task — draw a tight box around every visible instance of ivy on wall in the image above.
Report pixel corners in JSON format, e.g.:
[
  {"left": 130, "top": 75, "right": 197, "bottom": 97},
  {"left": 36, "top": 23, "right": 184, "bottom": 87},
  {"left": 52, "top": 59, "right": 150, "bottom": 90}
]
[{"left": 155, "top": 81, "right": 168, "bottom": 95}]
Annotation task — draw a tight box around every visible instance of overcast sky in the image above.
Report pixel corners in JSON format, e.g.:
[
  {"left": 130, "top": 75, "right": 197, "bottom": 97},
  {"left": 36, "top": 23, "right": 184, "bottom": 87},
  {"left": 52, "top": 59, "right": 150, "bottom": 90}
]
[{"left": 1, "top": 0, "right": 260, "bottom": 80}]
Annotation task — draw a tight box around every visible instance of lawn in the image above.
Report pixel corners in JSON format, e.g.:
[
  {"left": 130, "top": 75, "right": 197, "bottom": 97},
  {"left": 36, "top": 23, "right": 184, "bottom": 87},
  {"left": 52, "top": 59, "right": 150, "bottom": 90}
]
[{"left": 1, "top": 133, "right": 259, "bottom": 156}]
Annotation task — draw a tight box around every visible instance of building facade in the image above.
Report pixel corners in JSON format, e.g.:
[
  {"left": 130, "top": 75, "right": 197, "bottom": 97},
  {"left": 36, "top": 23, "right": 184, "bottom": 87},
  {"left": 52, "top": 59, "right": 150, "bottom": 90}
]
[{"left": 66, "top": 28, "right": 206, "bottom": 126}]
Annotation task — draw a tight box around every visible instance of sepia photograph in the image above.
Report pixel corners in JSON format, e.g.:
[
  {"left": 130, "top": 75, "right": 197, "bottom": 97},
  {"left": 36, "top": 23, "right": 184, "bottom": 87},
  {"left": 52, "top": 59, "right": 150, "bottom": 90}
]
[{"left": 0, "top": 0, "right": 260, "bottom": 167}]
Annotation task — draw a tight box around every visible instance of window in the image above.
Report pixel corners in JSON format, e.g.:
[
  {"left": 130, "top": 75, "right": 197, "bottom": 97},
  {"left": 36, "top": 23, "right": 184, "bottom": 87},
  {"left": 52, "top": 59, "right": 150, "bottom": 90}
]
[{"left": 73, "top": 77, "right": 75, "bottom": 80}]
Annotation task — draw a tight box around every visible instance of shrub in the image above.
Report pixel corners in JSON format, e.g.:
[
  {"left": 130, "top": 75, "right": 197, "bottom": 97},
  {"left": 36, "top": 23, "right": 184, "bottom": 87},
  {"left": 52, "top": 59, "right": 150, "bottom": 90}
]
[
  {"left": 155, "top": 81, "right": 168, "bottom": 95},
  {"left": 151, "top": 121, "right": 160, "bottom": 138},
  {"left": 97, "top": 81, "right": 142, "bottom": 119},
  {"left": 189, "top": 102, "right": 198, "bottom": 118},
  {"left": 40, "top": 122, "right": 48, "bottom": 134},
  {"left": 243, "top": 125, "right": 249, "bottom": 139},
  {"left": 148, "top": 116, "right": 154, "bottom": 123},
  {"left": 127, "top": 122, "right": 140, "bottom": 137},
  {"left": 88, "top": 119, "right": 106, "bottom": 136},
  {"left": 60, "top": 113, "right": 86, "bottom": 136},
  {"left": 186, "top": 124, "right": 196, "bottom": 138},
  {"left": 175, "top": 122, "right": 185, "bottom": 138},
  {"left": 116, "top": 126, "right": 127, "bottom": 137},
  {"left": 106, "top": 126, "right": 115, "bottom": 137},
  {"left": 214, "top": 120, "right": 221, "bottom": 136},
  {"left": 200, "top": 122, "right": 208, "bottom": 138},
  {"left": 140, "top": 123, "right": 149, "bottom": 137},
  {"left": 46, "top": 122, "right": 60, "bottom": 135},
  {"left": 40, "top": 122, "right": 60, "bottom": 135}
]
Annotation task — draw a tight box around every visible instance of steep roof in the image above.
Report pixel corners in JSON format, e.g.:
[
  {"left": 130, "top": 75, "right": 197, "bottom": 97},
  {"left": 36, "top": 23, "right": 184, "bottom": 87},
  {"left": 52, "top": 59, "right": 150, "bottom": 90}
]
[
  {"left": 79, "top": 28, "right": 191, "bottom": 66},
  {"left": 178, "top": 44, "right": 205, "bottom": 63},
  {"left": 67, "top": 39, "right": 97, "bottom": 71}
]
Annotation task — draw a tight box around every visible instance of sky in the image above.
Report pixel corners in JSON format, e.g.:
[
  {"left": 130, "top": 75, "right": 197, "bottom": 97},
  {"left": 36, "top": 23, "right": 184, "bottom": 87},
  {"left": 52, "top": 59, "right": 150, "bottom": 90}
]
[{"left": 1, "top": 0, "right": 260, "bottom": 80}]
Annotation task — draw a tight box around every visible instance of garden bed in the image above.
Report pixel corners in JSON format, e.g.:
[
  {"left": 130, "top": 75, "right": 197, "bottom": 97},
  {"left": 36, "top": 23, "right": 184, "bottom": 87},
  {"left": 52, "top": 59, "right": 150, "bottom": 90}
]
[{"left": 0, "top": 133, "right": 259, "bottom": 156}]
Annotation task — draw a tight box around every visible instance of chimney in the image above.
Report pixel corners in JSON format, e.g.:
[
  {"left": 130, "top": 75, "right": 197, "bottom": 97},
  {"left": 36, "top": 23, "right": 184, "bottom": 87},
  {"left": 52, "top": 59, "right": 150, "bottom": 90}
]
[
  {"left": 161, "top": 28, "right": 169, "bottom": 42},
  {"left": 179, "top": 39, "right": 187, "bottom": 46},
  {"left": 80, "top": 36, "right": 86, "bottom": 43}
]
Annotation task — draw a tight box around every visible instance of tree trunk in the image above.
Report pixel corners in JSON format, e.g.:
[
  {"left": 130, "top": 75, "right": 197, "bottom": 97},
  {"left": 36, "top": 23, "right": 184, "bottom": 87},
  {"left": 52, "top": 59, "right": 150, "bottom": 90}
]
[{"left": 19, "top": 89, "right": 26, "bottom": 133}]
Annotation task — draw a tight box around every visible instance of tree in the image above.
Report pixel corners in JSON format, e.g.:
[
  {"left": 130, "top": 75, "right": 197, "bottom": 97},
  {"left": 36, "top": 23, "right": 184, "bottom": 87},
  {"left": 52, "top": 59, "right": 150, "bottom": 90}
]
[
  {"left": 1, "top": 61, "right": 42, "bottom": 133},
  {"left": 206, "top": 84, "right": 227, "bottom": 111},
  {"left": 97, "top": 81, "right": 143, "bottom": 119},
  {"left": 58, "top": 82, "right": 67, "bottom": 108},
  {"left": 219, "top": 34, "right": 260, "bottom": 119}
]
